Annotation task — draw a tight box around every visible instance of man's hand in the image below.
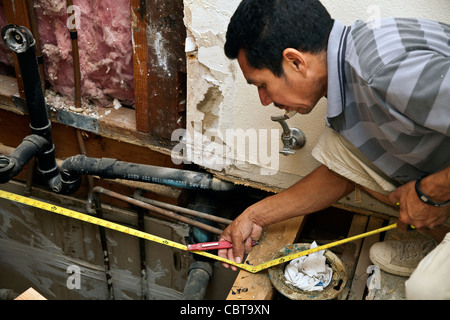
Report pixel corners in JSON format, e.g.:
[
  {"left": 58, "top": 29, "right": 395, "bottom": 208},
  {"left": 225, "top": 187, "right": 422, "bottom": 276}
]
[
  {"left": 218, "top": 207, "right": 263, "bottom": 271},
  {"left": 389, "top": 175, "right": 450, "bottom": 232}
]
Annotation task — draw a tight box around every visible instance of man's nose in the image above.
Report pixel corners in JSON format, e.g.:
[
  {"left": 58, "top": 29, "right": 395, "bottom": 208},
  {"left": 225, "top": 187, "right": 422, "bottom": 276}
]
[{"left": 258, "top": 88, "right": 273, "bottom": 106}]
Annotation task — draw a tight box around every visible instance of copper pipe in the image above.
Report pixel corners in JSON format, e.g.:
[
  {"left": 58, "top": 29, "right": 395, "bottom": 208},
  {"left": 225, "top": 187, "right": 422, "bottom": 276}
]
[
  {"left": 75, "top": 129, "right": 94, "bottom": 190},
  {"left": 66, "top": 0, "right": 82, "bottom": 109},
  {"left": 89, "top": 186, "right": 224, "bottom": 235},
  {"left": 26, "top": 0, "right": 45, "bottom": 90},
  {"left": 133, "top": 190, "right": 232, "bottom": 226}
]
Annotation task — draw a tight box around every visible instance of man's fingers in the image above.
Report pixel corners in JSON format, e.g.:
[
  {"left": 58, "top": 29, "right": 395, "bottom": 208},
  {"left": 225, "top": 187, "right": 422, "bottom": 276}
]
[
  {"left": 244, "top": 237, "right": 254, "bottom": 254},
  {"left": 218, "top": 248, "right": 230, "bottom": 269},
  {"left": 389, "top": 188, "right": 401, "bottom": 205},
  {"left": 396, "top": 218, "right": 409, "bottom": 232},
  {"left": 227, "top": 248, "right": 238, "bottom": 271}
]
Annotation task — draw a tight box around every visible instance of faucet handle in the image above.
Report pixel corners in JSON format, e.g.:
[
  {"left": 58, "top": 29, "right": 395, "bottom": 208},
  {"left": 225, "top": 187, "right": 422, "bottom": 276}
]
[
  {"left": 271, "top": 112, "right": 306, "bottom": 156},
  {"left": 279, "top": 128, "right": 306, "bottom": 156},
  {"left": 280, "top": 147, "right": 296, "bottom": 156}
]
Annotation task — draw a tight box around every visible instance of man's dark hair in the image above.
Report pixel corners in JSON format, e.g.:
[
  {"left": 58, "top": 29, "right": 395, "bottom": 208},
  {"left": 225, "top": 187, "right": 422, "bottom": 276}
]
[{"left": 225, "top": 0, "right": 334, "bottom": 77}]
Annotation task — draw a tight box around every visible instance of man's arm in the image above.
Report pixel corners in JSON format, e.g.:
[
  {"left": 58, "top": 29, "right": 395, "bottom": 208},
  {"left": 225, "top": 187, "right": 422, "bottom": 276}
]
[{"left": 218, "top": 165, "right": 355, "bottom": 270}]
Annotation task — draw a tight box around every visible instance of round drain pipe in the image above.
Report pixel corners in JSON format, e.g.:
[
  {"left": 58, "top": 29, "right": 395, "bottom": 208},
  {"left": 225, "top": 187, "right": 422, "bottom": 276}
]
[
  {"left": 0, "top": 135, "right": 49, "bottom": 184},
  {"left": 60, "top": 155, "right": 235, "bottom": 194},
  {"left": 182, "top": 260, "right": 214, "bottom": 300}
]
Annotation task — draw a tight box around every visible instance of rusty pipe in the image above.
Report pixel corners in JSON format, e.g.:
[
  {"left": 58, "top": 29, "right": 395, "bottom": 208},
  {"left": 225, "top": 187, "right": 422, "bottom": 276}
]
[
  {"left": 66, "top": 0, "right": 82, "bottom": 110},
  {"left": 133, "top": 190, "right": 232, "bottom": 226},
  {"left": 88, "top": 186, "right": 224, "bottom": 235},
  {"left": 26, "top": 0, "right": 46, "bottom": 90}
]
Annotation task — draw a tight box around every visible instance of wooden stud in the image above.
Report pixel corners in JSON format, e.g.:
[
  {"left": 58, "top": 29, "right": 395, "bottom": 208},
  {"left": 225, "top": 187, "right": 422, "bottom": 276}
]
[
  {"left": 226, "top": 216, "right": 305, "bottom": 300},
  {"left": 146, "top": 0, "right": 186, "bottom": 139},
  {"left": 348, "top": 216, "right": 385, "bottom": 300},
  {"left": 14, "top": 288, "right": 47, "bottom": 300},
  {"left": 130, "top": 0, "right": 150, "bottom": 133}
]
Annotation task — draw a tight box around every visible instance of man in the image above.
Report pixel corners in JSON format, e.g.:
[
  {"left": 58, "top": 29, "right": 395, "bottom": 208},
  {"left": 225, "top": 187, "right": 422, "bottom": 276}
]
[{"left": 218, "top": 0, "right": 450, "bottom": 299}]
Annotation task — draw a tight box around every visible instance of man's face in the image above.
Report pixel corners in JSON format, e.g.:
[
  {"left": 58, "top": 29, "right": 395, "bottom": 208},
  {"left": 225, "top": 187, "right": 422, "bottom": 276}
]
[{"left": 237, "top": 49, "right": 327, "bottom": 114}]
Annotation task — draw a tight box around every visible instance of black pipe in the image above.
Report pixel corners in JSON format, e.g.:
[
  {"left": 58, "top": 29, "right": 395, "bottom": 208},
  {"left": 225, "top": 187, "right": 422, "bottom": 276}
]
[
  {"left": 1, "top": 25, "right": 60, "bottom": 191},
  {"left": 0, "top": 135, "right": 49, "bottom": 184},
  {"left": 60, "top": 155, "right": 235, "bottom": 194},
  {"left": 182, "top": 193, "right": 218, "bottom": 300},
  {"left": 182, "top": 260, "right": 213, "bottom": 300},
  {"left": 89, "top": 190, "right": 115, "bottom": 300},
  {"left": 2, "top": 25, "right": 48, "bottom": 130}
]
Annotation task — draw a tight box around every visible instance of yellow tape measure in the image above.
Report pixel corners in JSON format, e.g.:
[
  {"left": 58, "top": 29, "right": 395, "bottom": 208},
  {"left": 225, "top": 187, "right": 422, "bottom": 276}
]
[{"left": 0, "top": 189, "right": 398, "bottom": 274}]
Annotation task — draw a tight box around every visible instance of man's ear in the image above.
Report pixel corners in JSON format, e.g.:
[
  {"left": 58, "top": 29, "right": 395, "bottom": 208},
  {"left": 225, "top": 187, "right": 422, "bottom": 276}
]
[{"left": 282, "top": 48, "right": 307, "bottom": 74}]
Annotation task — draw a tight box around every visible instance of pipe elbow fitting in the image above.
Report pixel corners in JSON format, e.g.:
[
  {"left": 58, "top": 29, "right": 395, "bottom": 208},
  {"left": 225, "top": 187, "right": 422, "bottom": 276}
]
[
  {"left": 0, "top": 156, "right": 16, "bottom": 184},
  {"left": 0, "top": 134, "right": 50, "bottom": 184}
]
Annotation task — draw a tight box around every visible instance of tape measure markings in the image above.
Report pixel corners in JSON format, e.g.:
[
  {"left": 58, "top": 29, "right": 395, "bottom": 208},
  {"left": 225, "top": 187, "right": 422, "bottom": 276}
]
[{"left": 0, "top": 190, "right": 397, "bottom": 274}]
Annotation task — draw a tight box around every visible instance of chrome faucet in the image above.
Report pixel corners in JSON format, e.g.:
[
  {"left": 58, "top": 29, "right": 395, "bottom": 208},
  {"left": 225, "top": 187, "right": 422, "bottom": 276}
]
[{"left": 271, "top": 111, "right": 306, "bottom": 156}]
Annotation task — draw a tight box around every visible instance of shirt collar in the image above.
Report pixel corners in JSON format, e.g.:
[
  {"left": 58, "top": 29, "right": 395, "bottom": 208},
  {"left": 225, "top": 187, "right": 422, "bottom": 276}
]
[{"left": 326, "top": 20, "right": 349, "bottom": 119}]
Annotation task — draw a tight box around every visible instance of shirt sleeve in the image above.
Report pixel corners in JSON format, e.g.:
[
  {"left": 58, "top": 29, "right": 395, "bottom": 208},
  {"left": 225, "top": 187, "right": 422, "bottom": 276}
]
[{"left": 370, "top": 50, "right": 450, "bottom": 136}]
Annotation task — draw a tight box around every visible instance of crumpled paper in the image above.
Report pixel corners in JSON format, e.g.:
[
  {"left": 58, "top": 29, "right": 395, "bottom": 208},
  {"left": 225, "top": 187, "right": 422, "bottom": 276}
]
[{"left": 284, "top": 242, "right": 333, "bottom": 291}]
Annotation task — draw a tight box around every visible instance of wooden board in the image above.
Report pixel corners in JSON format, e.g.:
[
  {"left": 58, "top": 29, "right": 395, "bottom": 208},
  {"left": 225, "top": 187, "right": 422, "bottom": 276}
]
[
  {"left": 146, "top": 0, "right": 186, "bottom": 139},
  {"left": 339, "top": 213, "right": 369, "bottom": 299},
  {"left": 130, "top": 0, "right": 150, "bottom": 133},
  {"left": 14, "top": 288, "right": 47, "bottom": 300},
  {"left": 347, "top": 216, "right": 385, "bottom": 300},
  {"left": 226, "top": 216, "right": 305, "bottom": 300},
  {"left": 0, "top": 75, "right": 19, "bottom": 110}
]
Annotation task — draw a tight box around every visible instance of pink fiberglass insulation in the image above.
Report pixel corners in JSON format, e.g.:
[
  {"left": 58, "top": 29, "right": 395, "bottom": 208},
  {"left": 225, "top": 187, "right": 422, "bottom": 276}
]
[
  {"left": 0, "top": 1, "right": 15, "bottom": 71},
  {"left": 34, "top": 0, "right": 135, "bottom": 107}
]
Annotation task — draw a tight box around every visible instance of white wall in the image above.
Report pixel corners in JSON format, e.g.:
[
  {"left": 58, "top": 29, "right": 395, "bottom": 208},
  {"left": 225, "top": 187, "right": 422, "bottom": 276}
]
[{"left": 182, "top": 0, "right": 450, "bottom": 193}]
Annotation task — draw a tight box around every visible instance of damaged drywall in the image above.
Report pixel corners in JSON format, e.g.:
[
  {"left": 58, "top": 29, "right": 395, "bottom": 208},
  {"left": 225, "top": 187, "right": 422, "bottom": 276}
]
[
  {"left": 183, "top": 0, "right": 244, "bottom": 175},
  {"left": 182, "top": 0, "right": 450, "bottom": 192},
  {"left": 182, "top": 0, "right": 320, "bottom": 190}
]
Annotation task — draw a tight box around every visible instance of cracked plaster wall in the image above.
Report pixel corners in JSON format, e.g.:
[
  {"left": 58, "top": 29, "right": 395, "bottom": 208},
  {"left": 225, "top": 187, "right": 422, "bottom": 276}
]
[{"left": 183, "top": 0, "right": 450, "bottom": 192}]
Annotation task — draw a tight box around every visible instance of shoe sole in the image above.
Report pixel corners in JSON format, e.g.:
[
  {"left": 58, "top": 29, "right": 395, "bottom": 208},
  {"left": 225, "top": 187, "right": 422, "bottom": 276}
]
[{"left": 369, "top": 250, "right": 413, "bottom": 277}]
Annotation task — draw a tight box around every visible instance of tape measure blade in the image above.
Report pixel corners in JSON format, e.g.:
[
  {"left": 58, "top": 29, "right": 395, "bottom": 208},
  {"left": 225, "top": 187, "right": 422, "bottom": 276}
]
[
  {"left": 251, "top": 223, "right": 398, "bottom": 272},
  {"left": 0, "top": 189, "right": 247, "bottom": 271},
  {"left": 1, "top": 189, "right": 397, "bottom": 274}
]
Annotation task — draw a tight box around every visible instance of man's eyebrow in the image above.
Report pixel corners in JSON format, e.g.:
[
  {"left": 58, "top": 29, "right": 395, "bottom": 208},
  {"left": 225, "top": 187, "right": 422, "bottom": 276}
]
[{"left": 246, "top": 79, "right": 257, "bottom": 85}]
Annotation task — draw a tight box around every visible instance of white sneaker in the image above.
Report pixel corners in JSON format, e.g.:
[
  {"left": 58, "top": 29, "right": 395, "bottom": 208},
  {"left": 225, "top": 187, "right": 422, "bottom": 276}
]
[{"left": 369, "top": 239, "right": 436, "bottom": 277}]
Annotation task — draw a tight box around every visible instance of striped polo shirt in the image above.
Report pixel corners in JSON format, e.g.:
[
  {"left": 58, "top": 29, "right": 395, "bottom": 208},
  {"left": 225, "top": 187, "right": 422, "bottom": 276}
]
[{"left": 326, "top": 18, "right": 450, "bottom": 183}]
